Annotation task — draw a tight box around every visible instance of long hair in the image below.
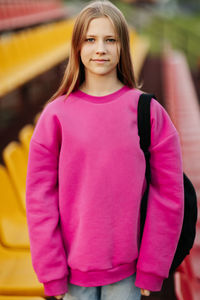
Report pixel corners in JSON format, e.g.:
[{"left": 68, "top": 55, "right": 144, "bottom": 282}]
[{"left": 46, "top": 0, "right": 139, "bottom": 105}]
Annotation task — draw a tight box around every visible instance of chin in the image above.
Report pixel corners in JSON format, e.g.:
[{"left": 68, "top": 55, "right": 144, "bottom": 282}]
[{"left": 92, "top": 68, "right": 116, "bottom": 76}]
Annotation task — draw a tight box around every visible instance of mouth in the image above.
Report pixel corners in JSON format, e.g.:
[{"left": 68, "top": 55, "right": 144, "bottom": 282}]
[{"left": 92, "top": 59, "right": 109, "bottom": 63}]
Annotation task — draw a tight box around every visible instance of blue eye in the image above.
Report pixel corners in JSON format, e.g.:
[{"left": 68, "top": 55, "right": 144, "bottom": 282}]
[
  {"left": 107, "top": 38, "right": 116, "bottom": 42},
  {"left": 85, "top": 38, "right": 95, "bottom": 42}
]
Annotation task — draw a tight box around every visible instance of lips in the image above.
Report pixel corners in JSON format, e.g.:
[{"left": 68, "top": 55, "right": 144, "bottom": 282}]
[{"left": 92, "top": 59, "right": 109, "bottom": 61}]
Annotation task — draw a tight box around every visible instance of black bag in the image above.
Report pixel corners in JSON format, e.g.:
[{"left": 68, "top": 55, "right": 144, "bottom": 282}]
[{"left": 137, "top": 93, "right": 198, "bottom": 274}]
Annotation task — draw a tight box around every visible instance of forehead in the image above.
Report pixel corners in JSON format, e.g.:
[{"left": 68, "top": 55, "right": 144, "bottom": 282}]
[{"left": 86, "top": 17, "right": 116, "bottom": 35}]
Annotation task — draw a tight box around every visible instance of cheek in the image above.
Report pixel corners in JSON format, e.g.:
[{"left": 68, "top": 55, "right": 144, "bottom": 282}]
[
  {"left": 80, "top": 45, "right": 92, "bottom": 61},
  {"left": 109, "top": 44, "right": 120, "bottom": 59},
  {"left": 111, "top": 48, "right": 120, "bottom": 63}
]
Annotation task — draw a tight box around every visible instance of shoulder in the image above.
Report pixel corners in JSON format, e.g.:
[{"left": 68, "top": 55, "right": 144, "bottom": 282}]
[
  {"left": 149, "top": 97, "right": 179, "bottom": 148},
  {"left": 124, "top": 87, "right": 158, "bottom": 104},
  {"left": 32, "top": 96, "right": 67, "bottom": 137},
  {"left": 134, "top": 89, "right": 172, "bottom": 122},
  {"left": 125, "top": 88, "right": 163, "bottom": 113},
  {"left": 149, "top": 96, "right": 175, "bottom": 130},
  {"left": 124, "top": 86, "right": 143, "bottom": 97},
  {"left": 42, "top": 94, "right": 67, "bottom": 113},
  {"left": 36, "top": 94, "right": 73, "bottom": 125},
  {"left": 134, "top": 90, "right": 178, "bottom": 142}
]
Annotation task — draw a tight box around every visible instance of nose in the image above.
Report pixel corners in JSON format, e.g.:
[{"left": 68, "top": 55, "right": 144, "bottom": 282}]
[{"left": 96, "top": 39, "right": 106, "bottom": 54}]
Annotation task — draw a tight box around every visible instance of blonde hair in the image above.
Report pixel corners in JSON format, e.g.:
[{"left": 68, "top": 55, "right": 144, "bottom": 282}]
[{"left": 45, "top": 0, "right": 140, "bottom": 105}]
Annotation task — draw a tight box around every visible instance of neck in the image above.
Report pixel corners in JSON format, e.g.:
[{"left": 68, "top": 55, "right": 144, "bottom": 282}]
[{"left": 80, "top": 70, "right": 124, "bottom": 96}]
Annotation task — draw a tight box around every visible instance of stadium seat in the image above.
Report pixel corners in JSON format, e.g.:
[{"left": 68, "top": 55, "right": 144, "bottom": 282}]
[
  {"left": 0, "top": 165, "right": 29, "bottom": 249},
  {"left": 174, "top": 272, "right": 200, "bottom": 300},
  {"left": 0, "top": 243, "right": 44, "bottom": 296},
  {"left": 186, "top": 246, "right": 200, "bottom": 280},
  {"left": 2, "top": 141, "right": 27, "bottom": 213},
  {"left": 18, "top": 124, "right": 34, "bottom": 162},
  {"left": 163, "top": 48, "right": 200, "bottom": 300},
  {"left": 0, "top": 0, "right": 68, "bottom": 31},
  {"left": 0, "top": 18, "right": 75, "bottom": 97}
]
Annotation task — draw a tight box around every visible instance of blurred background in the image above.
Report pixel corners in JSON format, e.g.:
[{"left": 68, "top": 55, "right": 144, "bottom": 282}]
[{"left": 0, "top": 1, "right": 199, "bottom": 300}]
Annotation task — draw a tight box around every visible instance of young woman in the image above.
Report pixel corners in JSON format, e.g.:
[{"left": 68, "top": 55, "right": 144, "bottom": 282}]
[{"left": 26, "top": 1, "right": 184, "bottom": 299}]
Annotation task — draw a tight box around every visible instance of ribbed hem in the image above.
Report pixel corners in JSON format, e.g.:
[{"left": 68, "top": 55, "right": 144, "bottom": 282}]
[
  {"left": 43, "top": 277, "right": 68, "bottom": 296},
  {"left": 135, "top": 269, "right": 164, "bottom": 291},
  {"left": 69, "top": 261, "right": 137, "bottom": 286}
]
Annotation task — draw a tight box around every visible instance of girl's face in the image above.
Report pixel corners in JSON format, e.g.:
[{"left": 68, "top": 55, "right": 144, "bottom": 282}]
[{"left": 80, "top": 17, "right": 121, "bottom": 78}]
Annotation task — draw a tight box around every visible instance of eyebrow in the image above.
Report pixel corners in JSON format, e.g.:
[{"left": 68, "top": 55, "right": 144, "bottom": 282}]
[{"left": 86, "top": 35, "right": 116, "bottom": 37}]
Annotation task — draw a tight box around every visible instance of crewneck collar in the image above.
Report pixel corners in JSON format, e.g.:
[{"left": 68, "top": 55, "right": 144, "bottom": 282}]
[{"left": 74, "top": 85, "right": 131, "bottom": 103}]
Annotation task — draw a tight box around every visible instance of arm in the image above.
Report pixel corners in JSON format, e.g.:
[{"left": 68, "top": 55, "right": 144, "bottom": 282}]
[
  {"left": 135, "top": 99, "right": 184, "bottom": 291},
  {"left": 26, "top": 104, "right": 68, "bottom": 296}
]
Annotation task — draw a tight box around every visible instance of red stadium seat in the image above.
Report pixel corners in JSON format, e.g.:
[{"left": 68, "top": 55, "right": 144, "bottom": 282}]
[{"left": 174, "top": 272, "right": 200, "bottom": 300}]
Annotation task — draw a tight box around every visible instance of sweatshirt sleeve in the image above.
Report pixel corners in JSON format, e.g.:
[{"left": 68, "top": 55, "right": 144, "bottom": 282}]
[
  {"left": 135, "top": 98, "right": 184, "bottom": 291},
  {"left": 25, "top": 103, "right": 68, "bottom": 296}
]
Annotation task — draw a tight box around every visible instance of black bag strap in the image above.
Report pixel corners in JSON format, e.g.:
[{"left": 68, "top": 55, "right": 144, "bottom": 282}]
[
  {"left": 137, "top": 93, "right": 157, "bottom": 242},
  {"left": 137, "top": 93, "right": 157, "bottom": 181}
]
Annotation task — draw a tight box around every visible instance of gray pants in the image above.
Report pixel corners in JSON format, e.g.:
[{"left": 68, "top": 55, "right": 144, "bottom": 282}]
[{"left": 63, "top": 273, "right": 141, "bottom": 300}]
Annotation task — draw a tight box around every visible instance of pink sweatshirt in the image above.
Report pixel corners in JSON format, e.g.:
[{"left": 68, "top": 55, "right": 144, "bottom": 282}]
[{"left": 26, "top": 85, "right": 184, "bottom": 296}]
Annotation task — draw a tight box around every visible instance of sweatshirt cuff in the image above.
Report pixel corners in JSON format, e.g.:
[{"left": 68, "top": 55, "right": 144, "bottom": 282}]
[
  {"left": 43, "top": 277, "right": 68, "bottom": 296},
  {"left": 135, "top": 270, "right": 164, "bottom": 291}
]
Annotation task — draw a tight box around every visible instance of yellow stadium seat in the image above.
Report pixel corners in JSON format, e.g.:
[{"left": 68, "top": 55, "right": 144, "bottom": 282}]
[
  {"left": 0, "top": 165, "right": 30, "bottom": 249},
  {"left": 0, "top": 18, "right": 75, "bottom": 97},
  {"left": 0, "top": 243, "right": 44, "bottom": 296},
  {"left": 18, "top": 124, "right": 34, "bottom": 162},
  {"left": 2, "top": 142, "right": 27, "bottom": 213},
  {"left": 0, "top": 296, "right": 45, "bottom": 300}
]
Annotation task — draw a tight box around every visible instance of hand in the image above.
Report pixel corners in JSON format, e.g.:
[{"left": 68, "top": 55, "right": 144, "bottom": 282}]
[
  {"left": 140, "top": 289, "right": 151, "bottom": 296},
  {"left": 54, "top": 295, "right": 65, "bottom": 300}
]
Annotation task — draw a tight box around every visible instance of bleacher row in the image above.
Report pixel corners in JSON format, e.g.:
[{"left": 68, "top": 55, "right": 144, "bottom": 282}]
[
  {"left": 0, "top": 115, "right": 46, "bottom": 299},
  {"left": 163, "top": 48, "right": 200, "bottom": 300},
  {"left": 0, "top": 18, "right": 74, "bottom": 97},
  {"left": 0, "top": 14, "right": 150, "bottom": 298},
  {"left": 0, "top": 0, "right": 68, "bottom": 31}
]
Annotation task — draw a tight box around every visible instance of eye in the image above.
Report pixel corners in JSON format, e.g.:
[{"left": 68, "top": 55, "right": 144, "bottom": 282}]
[
  {"left": 106, "top": 38, "right": 116, "bottom": 43},
  {"left": 85, "top": 38, "right": 95, "bottom": 42}
]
